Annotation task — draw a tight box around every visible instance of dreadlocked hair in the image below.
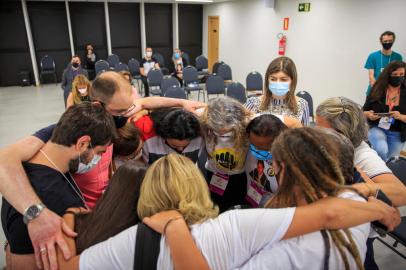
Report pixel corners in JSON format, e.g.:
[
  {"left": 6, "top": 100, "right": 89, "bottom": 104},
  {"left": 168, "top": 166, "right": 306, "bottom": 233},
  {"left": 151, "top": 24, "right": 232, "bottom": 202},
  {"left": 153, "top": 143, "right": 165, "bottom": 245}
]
[{"left": 266, "top": 127, "right": 364, "bottom": 270}]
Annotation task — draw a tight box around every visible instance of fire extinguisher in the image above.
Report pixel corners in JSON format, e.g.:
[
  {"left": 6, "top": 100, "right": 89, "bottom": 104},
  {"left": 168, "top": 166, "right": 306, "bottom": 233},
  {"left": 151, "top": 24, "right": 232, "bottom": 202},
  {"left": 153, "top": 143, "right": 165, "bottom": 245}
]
[{"left": 278, "top": 35, "right": 287, "bottom": 56}]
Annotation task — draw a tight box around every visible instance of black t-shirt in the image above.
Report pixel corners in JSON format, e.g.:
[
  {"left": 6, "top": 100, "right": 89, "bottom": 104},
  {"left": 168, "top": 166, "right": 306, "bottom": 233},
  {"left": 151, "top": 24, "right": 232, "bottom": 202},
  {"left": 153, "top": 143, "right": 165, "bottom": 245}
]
[
  {"left": 1, "top": 162, "right": 85, "bottom": 254},
  {"left": 140, "top": 57, "right": 158, "bottom": 77}
]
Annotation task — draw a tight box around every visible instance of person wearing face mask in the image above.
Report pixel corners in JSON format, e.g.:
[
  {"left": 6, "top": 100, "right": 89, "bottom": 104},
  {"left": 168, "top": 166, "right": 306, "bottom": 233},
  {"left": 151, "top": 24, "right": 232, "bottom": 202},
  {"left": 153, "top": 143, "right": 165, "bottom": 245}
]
[
  {"left": 140, "top": 47, "right": 160, "bottom": 97},
  {"left": 365, "top": 31, "right": 403, "bottom": 96},
  {"left": 364, "top": 60, "right": 406, "bottom": 162},
  {"left": 244, "top": 57, "right": 310, "bottom": 126},
  {"left": 83, "top": 44, "right": 97, "bottom": 79},
  {"left": 61, "top": 55, "right": 89, "bottom": 107},
  {"left": 170, "top": 48, "right": 187, "bottom": 86},
  {"left": 140, "top": 107, "right": 203, "bottom": 165},
  {"left": 66, "top": 75, "right": 91, "bottom": 108},
  {"left": 1, "top": 103, "right": 115, "bottom": 270}
]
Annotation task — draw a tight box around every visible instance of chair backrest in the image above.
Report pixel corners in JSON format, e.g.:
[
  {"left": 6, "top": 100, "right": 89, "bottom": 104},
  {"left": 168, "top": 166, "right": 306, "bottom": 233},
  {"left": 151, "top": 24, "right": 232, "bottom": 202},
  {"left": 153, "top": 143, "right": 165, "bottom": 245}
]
[
  {"left": 182, "top": 52, "right": 190, "bottom": 66},
  {"left": 217, "top": 63, "right": 232, "bottom": 81},
  {"left": 246, "top": 71, "right": 263, "bottom": 91},
  {"left": 153, "top": 53, "right": 165, "bottom": 68},
  {"left": 128, "top": 58, "right": 140, "bottom": 76},
  {"left": 206, "top": 75, "right": 225, "bottom": 95},
  {"left": 183, "top": 66, "right": 199, "bottom": 84},
  {"left": 195, "top": 55, "right": 208, "bottom": 71},
  {"left": 41, "top": 55, "right": 55, "bottom": 71},
  {"left": 226, "top": 82, "right": 246, "bottom": 103},
  {"left": 164, "top": 85, "right": 187, "bottom": 99},
  {"left": 147, "top": 68, "right": 164, "bottom": 87},
  {"left": 387, "top": 157, "right": 406, "bottom": 186},
  {"left": 115, "top": 62, "right": 129, "bottom": 72},
  {"left": 107, "top": 54, "right": 120, "bottom": 67},
  {"left": 296, "top": 91, "right": 314, "bottom": 118},
  {"left": 161, "top": 76, "right": 181, "bottom": 95},
  {"left": 95, "top": 60, "right": 110, "bottom": 75},
  {"left": 212, "top": 61, "right": 223, "bottom": 74}
]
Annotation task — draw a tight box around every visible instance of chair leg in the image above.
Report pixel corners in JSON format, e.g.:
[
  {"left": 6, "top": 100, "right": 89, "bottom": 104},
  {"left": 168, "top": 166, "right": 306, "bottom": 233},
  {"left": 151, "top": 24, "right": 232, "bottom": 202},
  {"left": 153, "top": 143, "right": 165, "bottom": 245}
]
[{"left": 54, "top": 73, "right": 57, "bottom": 84}]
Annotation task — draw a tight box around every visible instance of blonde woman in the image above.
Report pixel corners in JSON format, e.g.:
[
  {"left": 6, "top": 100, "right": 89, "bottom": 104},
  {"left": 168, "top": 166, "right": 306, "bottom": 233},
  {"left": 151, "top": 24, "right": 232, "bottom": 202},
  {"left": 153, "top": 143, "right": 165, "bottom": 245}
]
[
  {"left": 57, "top": 154, "right": 399, "bottom": 270},
  {"left": 244, "top": 57, "right": 310, "bottom": 126},
  {"left": 200, "top": 96, "right": 253, "bottom": 212},
  {"left": 66, "top": 75, "right": 91, "bottom": 108}
]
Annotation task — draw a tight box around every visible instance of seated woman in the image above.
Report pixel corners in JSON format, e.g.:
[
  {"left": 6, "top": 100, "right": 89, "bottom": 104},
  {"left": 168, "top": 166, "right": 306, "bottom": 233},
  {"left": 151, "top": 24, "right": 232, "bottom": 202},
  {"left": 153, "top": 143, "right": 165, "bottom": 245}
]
[
  {"left": 244, "top": 56, "right": 310, "bottom": 126},
  {"left": 141, "top": 107, "right": 203, "bottom": 165},
  {"left": 363, "top": 60, "right": 406, "bottom": 161},
  {"left": 58, "top": 153, "right": 399, "bottom": 270},
  {"left": 170, "top": 48, "right": 187, "bottom": 86},
  {"left": 112, "top": 122, "right": 143, "bottom": 172},
  {"left": 66, "top": 75, "right": 91, "bottom": 108}
]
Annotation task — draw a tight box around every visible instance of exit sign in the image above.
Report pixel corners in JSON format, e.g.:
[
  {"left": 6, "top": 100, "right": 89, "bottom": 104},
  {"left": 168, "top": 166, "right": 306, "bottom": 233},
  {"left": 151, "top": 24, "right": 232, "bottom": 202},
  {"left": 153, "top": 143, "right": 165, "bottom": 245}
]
[{"left": 299, "top": 3, "right": 311, "bottom": 12}]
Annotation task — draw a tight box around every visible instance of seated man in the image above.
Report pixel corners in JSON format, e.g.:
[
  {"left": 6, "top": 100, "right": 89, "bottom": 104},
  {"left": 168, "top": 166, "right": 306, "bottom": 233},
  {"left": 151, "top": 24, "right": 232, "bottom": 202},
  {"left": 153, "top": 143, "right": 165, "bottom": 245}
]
[{"left": 1, "top": 103, "right": 116, "bottom": 269}]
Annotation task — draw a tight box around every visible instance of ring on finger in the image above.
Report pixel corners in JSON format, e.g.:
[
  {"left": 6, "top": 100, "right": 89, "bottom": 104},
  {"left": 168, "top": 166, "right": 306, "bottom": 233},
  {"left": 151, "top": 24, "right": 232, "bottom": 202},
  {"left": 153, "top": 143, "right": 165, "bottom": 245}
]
[{"left": 40, "top": 247, "right": 47, "bottom": 253}]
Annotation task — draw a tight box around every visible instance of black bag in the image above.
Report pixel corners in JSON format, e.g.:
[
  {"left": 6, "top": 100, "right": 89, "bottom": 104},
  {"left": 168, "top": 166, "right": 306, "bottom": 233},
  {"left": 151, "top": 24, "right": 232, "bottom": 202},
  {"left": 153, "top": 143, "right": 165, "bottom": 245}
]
[
  {"left": 18, "top": 71, "right": 30, "bottom": 87},
  {"left": 133, "top": 223, "right": 161, "bottom": 270}
]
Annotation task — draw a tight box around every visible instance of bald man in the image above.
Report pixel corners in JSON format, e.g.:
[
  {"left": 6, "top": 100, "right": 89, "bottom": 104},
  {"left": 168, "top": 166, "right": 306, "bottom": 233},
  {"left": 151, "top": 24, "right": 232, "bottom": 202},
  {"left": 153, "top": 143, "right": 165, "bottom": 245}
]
[{"left": 0, "top": 71, "right": 204, "bottom": 270}]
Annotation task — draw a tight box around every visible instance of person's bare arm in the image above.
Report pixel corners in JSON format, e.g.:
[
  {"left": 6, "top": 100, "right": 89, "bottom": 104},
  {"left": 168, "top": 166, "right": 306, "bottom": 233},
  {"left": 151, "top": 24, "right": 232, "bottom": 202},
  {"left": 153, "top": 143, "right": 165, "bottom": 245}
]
[
  {"left": 134, "top": 97, "right": 205, "bottom": 114},
  {"left": 282, "top": 196, "right": 400, "bottom": 240},
  {"left": 57, "top": 213, "right": 79, "bottom": 270},
  {"left": 143, "top": 211, "right": 211, "bottom": 270},
  {"left": 283, "top": 116, "right": 302, "bottom": 128},
  {"left": 139, "top": 67, "right": 146, "bottom": 77},
  {"left": 368, "top": 69, "right": 375, "bottom": 86},
  {"left": 66, "top": 93, "right": 74, "bottom": 108},
  {"left": 154, "top": 62, "right": 160, "bottom": 69},
  {"left": 0, "top": 136, "right": 76, "bottom": 270},
  {"left": 353, "top": 173, "right": 406, "bottom": 206}
]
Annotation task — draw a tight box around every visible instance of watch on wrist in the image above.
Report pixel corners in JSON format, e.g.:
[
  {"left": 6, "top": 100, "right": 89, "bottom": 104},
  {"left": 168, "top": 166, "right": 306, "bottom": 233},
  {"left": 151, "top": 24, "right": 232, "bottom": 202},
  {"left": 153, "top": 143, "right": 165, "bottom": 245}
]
[{"left": 23, "top": 203, "right": 46, "bottom": 224}]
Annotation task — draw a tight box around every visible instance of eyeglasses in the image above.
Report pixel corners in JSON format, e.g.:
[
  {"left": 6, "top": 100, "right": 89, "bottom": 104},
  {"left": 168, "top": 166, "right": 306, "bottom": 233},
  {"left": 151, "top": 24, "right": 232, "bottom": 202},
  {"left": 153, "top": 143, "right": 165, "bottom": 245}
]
[{"left": 93, "top": 101, "right": 136, "bottom": 117}]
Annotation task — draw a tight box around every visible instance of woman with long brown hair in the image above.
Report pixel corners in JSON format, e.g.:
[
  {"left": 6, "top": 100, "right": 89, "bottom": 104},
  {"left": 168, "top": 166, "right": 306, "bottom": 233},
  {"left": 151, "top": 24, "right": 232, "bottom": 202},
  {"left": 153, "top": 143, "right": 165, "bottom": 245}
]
[
  {"left": 66, "top": 75, "right": 91, "bottom": 108},
  {"left": 363, "top": 60, "right": 406, "bottom": 161},
  {"left": 244, "top": 56, "right": 310, "bottom": 126}
]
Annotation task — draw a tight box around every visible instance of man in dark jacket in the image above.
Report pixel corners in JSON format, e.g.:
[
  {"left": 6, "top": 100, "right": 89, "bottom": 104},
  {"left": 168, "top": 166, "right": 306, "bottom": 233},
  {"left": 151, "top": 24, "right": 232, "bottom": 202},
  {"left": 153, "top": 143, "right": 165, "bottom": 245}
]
[{"left": 61, "top": 55, "right": 88, "bottom": 107}]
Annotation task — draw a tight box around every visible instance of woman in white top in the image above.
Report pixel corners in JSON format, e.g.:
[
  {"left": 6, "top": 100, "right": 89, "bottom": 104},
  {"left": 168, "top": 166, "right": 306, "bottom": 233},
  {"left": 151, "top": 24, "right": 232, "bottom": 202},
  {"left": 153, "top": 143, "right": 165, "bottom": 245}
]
[
  {"left": 57, "top": 153, "right": 399, "bottom": 270},
  {"left": 244, "top": 57, "right": 310, "bottom": 126}
]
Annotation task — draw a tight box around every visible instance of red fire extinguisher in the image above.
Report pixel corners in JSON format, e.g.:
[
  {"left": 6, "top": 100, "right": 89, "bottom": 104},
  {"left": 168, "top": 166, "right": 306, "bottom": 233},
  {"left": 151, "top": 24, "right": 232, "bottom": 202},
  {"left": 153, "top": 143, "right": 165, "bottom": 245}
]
[{"left": 278, "top": 35, "right": 287, "bottom": 56}]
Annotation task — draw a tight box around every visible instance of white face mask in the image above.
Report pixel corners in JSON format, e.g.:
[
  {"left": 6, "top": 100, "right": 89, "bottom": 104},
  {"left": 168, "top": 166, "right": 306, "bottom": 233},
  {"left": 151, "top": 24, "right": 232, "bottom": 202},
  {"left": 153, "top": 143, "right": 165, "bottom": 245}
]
[
  {"left": 76, "top": 154, "right": 101, "bottom": 174},
  {"left": 78, "top": 88, "right": 87, "bottom": 94},
  {"left": 146, "top": 51, "right": 153, "bottom": 58}
]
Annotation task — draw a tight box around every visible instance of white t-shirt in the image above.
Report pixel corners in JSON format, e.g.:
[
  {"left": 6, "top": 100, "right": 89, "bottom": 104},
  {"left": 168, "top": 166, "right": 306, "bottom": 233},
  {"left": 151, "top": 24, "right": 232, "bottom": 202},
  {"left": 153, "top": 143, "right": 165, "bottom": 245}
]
[
  {"left": 235, "top": 192, "right": 370, "bottom": 270},
  {"left": 79, "top": 208, "right": 295, "bottom": 270},
  {"left": 354, "top": 141, "right": 392, "bottom": 178}
]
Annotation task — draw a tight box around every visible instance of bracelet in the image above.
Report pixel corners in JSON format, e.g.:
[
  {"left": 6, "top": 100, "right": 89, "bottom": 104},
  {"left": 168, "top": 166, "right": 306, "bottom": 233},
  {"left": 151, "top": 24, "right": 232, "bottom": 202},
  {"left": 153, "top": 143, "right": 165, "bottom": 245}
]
[{"left": 163, "top": 216, "right": 183, "bottom": 235}]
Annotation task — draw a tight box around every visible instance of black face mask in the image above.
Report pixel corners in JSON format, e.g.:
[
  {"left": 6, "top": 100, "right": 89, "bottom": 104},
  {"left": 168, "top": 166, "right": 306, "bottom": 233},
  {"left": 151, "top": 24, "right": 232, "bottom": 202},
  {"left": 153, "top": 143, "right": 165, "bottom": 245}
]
[
  {"left": 382, "top": 42, "right": 393, "bottom": 50},
  {"left": 72, "top": 62, "right": 80, "bottom": 68},
  {"left": 113, "top": 115, "right": 128, "bottom": 129},
  {"left": 389, "top": 76, "right": 405, "bottom": 87}
]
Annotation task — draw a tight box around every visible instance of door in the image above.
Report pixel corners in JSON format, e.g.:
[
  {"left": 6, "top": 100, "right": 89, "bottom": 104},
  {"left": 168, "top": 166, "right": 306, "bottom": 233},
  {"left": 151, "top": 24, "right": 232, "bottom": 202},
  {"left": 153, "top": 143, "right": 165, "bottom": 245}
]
[{"left": 208, "top": 16, "right": 219, "bottom": 72}]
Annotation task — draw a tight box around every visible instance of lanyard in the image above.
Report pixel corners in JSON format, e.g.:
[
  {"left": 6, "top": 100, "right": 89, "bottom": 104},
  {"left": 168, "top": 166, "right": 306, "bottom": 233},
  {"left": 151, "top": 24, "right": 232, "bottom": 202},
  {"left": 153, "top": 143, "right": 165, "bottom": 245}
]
[
  {"left": 381, "top": 51, "right": 392, "bottom": 70},
  {"left": 40, "top": 149, "right": 88, "bottom": 208},
  {"left": 386, "top": 88, "right": 400, "bottom": 111}
]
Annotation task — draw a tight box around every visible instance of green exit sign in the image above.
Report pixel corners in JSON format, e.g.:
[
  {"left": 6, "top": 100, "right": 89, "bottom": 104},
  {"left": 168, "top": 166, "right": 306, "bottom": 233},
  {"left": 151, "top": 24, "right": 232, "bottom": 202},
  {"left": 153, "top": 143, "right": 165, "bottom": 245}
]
[{"left": 299, "top": 3, "right": 311, "bottom": 12}]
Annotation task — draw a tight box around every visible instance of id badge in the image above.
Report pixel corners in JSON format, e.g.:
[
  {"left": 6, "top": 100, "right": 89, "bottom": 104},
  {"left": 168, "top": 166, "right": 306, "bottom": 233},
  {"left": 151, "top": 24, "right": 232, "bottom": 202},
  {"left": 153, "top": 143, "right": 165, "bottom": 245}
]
[
  {"left": 210, "top": 172, "right": 229, "bottom": 196},
  {"left": 245, "top": 181, "right": 265, "bottom": 207},
  {"left": 378, "top": 117, "right": 393, "bottom": 130}
]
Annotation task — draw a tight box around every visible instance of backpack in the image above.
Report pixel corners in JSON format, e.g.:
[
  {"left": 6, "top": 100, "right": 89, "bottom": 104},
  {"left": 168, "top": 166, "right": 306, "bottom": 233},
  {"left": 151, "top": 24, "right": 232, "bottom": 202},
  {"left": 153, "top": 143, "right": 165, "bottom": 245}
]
[{"left": 133, "top": 223, "right": 161, "bottom": 270}]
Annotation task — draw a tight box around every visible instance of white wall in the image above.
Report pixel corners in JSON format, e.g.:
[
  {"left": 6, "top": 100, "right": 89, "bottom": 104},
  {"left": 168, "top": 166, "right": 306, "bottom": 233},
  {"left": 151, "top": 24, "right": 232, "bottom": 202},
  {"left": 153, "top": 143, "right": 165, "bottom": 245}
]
[{"left": 203, "top": 0, "right": 406, "bottom": 107}]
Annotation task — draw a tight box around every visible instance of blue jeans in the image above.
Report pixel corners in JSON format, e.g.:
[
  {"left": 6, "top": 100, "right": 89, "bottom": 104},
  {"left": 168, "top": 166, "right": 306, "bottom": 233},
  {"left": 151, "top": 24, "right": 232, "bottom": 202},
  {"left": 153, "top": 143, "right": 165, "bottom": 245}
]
[{"left": 368, "top": 127, "right": 405, "bottom": 162}]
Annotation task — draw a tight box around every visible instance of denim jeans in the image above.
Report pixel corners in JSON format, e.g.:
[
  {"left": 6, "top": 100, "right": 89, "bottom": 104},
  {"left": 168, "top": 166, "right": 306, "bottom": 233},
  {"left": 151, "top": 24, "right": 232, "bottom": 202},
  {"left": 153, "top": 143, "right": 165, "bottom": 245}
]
[{"left": 368, "top": 127, "right": 405, "bottom": 162}]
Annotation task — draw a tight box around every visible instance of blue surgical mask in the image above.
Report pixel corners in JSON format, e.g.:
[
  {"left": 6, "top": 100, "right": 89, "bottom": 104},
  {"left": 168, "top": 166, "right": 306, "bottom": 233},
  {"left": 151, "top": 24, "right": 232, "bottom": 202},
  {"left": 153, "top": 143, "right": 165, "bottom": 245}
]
[
  {"left": 76, "top": 153, "right": 101, "bottom": 174},
  {"left": 249, "top": 144, "right": 272, "bottom": 161},
  {"left": 174, "top": 52, "right": 180, "bottom": 59},
  {"left": 268, "top": 82, "right": 290, "bottom": 97}
]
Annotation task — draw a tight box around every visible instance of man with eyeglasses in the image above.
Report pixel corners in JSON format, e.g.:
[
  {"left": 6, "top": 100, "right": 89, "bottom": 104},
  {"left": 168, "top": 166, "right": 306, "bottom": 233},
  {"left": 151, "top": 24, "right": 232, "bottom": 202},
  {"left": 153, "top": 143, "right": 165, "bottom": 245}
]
[
  {"left": 0, "top": 71, "right": 204, "bottom": 270},
  {"left": 365, "top": 31, "right": 403, "bottom": 95}
]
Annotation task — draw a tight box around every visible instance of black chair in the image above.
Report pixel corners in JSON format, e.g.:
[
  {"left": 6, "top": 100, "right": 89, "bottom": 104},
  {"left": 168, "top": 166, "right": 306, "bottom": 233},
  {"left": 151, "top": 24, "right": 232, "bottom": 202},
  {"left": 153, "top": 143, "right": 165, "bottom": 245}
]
[
  {"left": 196, "top": 55, "right": 209, "bottom": 74},
  {"left": 40, "top": 55, "right": 57, "bottom": 84},
  {"left": 206, "top": 75, "right": 225, "bottom": 98},
  {"left": 128, "top": 58, "right": 143, "bottom": 95},
  {"left": 377, "top": 157, "right": 406, "bottom": 259},
  {"left": 217, "top": 63, "right": 232, "bottom": 84},
  {"left": 246, "top": 71, "right": 263, "bottom": 96},
  {"left": 226, "top": 82, "right": 246, "bottom": 103},
  {"left": 183, "top": 66, "right": 204, "bottom": 101},
  {"left": 95, "top": 60, "right": 109, "bottom": 75},
  {"left": 182, "top": 52, "right": 190, "bottom": 66},
  {"left": 115, "top": 62, "right": 129, "bottom": 72},
  {"left": 147, "top": 68, "right": 164, "bottom": 96},
  {"left": 212, "top": 61, "right": 224, "bottom": 74},
  {"left": 164, "top": 85, "right": 187, "bottom": 99},
  {"left": 296, "top": 90, "right": 314, "bottom": 123},
  {"left": 107, "top": 54, "right": 120, "bottom": 68},
  {"left": 153, "top": 53, "right": 169, "bottom": 75},
  {"left": 161, "top": 76, "right": 181, "bottom": 96}
]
